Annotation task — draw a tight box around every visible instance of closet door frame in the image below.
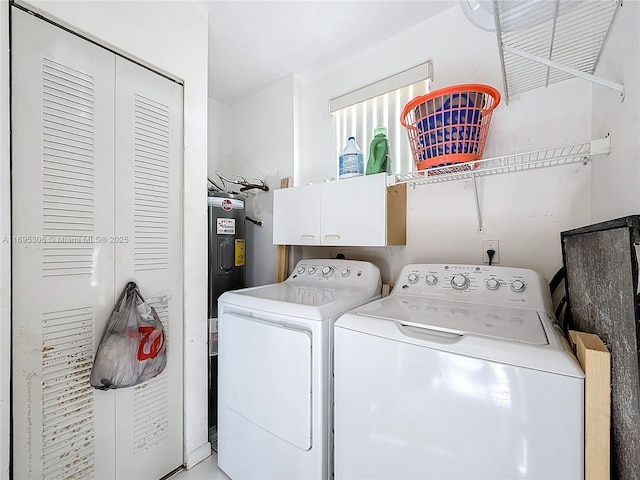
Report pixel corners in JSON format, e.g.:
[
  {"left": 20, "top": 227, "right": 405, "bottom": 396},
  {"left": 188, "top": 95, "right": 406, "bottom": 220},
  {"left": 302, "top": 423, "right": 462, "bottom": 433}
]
[{"left": 0, "top": 2, "right": 12, "bottom": 477}]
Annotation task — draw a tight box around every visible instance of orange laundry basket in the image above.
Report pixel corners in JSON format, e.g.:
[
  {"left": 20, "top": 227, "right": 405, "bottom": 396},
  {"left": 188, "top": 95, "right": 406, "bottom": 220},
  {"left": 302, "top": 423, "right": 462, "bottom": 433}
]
[{"left": 401, "top": 84, "right": 501, "bottom": 171}]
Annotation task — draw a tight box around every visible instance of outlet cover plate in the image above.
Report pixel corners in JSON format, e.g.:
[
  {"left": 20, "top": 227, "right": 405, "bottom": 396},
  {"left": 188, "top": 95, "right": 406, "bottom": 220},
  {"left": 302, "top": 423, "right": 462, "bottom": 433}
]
[
  {"left": 483, "top": 240, "right": 500, "bottom": 264},
  {"left": 330, "top": 248, "right": 349, "bottom": 259}
]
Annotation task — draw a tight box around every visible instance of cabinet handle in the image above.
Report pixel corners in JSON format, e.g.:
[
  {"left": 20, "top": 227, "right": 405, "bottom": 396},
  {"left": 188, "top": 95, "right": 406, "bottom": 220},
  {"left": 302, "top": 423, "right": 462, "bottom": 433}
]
[
  {"left": 323, "top": 234, "right": 341, "bottom": 240},
  {"left": 300, "top": 235, "right": 315, "bottom": 241}
]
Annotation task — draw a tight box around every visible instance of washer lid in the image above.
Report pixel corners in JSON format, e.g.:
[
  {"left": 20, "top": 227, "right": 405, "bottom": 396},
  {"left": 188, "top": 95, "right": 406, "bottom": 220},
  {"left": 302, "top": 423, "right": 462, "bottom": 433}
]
[
  {"left": 219, "top": 283, "right": 378, "bottom": 321},
  {"left": 354, "top": 294, "right": 548, "bottom": 345},
  {"left": 235, "top": 283, "right": 353, "bottom": 305}
]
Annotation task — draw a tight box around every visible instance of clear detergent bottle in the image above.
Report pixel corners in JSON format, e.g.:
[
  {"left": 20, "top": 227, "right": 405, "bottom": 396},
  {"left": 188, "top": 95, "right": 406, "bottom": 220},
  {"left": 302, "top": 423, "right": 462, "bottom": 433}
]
[
  {"left": 338, "top": 137, "right": 364, "bottom": 179},
  {"left": 366, "top": 127, "right": 391, "bottom": 175}
]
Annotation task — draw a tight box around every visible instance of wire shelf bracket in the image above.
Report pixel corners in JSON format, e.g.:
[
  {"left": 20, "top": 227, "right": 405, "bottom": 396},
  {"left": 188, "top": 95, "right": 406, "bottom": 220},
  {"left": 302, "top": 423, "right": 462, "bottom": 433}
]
[
  {"left": 493, "top": 0, "right": 624, "bottom": 103},
  {"left": 395, "top": 134, "right": 612, "bottom": 232},
  {"left": 503, "top": 46, "right": 625, "bottom": 101}
]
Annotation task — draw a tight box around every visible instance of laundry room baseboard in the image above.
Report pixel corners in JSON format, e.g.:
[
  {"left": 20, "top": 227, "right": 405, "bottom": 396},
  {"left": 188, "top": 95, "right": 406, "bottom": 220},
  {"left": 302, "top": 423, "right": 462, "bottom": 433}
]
[{"left": 186, "top": 442, "right": 213, "bottom": 470}]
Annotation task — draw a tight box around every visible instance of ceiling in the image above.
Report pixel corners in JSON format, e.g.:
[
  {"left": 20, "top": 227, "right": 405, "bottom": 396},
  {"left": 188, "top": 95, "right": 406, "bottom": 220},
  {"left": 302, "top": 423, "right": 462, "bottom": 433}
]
[{"left": 199, "top": 1, "right": 457, "bottom": 105}]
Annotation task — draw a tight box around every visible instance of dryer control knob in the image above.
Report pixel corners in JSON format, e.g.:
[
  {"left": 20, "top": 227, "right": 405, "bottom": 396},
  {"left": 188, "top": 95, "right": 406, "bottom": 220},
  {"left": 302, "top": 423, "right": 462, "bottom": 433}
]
[
  {"left": 485, "top": 278, "right": 500, "bottom": 290},
  {"left": 510, "top": 280, "right": 526, "bottom": 292},
  {"left": 322, "top": 266, "right": 334, "bottom": 277},
  {"left": 297, "top": 266, "right": 306, "bottom": 274},
  {"left": 341, "top": 269, "right": 350, "bottom": 277},
  {"left": 425, "top": 274, "right": 438, "bottom": 285},
  {"left": 451, "top": 274, "right": 470, "bottom": 291},
  {"left": 308, "top": 267, "right": 317, "bottom": 275},
  {"left": 407, "top": 273, "right": 419, "bottom": 284}
]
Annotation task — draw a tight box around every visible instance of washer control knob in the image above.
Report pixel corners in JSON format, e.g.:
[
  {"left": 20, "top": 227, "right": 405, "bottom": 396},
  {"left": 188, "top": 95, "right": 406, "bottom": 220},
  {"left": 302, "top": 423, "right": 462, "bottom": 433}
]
[
  {"left": 485, "top": 278, "right": 500, "bottom": 290},
  {"left": 297, "top": 266, "right": 306, "bottom": 274},
  {"left": 308, "top": 266, "right": 317, "bottom": 275},
  {"left": 451, "top": 274, "right": 470, "bottom": 291},
  {"left": 425, "top": 274, "right": 438, "bottom": 285},
  {"left": 341, "top": 269, "right": 350, "bottom": 277},
  {"left": 510, "top": 280, "right": 526, "bottom": 292},
  {"left": 407, "top": 273, "right": 419, "bottom": 284},
  {"left": 322, "top": 266, "right": 334, "bottom": 277}
]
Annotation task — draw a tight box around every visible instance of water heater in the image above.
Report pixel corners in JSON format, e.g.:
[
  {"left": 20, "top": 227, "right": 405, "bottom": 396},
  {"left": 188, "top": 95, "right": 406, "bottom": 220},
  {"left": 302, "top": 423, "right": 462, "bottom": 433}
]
[
  {"left": 207, "top": 191, "right": 246, "bottom": 442},
  {"left": 208, "top": 192, "right": 246, "bottom": 317}
]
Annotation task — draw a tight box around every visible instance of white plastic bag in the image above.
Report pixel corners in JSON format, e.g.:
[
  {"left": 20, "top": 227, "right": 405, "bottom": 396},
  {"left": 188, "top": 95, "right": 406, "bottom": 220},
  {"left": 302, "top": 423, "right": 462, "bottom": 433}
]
[{"left": 90, "top": 281, "right": 167, "bottom": 390}]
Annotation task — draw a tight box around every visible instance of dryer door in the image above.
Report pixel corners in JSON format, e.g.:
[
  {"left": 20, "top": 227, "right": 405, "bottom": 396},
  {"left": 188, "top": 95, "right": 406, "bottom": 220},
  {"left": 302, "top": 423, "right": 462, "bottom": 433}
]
[{"left": 221, "top": 312, "right": 312, "bottom": 450}]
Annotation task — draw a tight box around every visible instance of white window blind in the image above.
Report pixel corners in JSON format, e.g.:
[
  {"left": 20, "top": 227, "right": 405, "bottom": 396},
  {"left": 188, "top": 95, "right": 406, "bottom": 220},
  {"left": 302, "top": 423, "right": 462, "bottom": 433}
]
[{"left": 330, "top": 61, "right": 432, "bottom": 175}]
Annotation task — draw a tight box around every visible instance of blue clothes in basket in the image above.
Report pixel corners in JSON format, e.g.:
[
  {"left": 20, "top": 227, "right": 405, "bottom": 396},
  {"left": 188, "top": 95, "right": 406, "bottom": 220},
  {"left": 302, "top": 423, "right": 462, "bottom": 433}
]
[{"left": 415, "top": 91, "right": 483, "bottom": 165}]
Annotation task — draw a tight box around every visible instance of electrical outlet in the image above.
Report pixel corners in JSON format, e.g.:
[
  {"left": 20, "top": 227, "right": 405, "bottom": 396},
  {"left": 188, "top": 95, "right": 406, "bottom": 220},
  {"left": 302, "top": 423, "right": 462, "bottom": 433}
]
[
  {"left": 330, "top": 248, "right": 349, "bottom": 259},
  {"left": 483, "top": 240, "right": 500, "bottom": 264}
]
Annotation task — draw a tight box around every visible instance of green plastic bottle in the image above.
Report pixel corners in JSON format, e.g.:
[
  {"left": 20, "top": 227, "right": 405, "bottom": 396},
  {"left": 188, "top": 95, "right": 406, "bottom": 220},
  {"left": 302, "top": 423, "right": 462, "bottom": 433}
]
[{"left": 366, "top": 127, "right": 391, "bottom": 175}]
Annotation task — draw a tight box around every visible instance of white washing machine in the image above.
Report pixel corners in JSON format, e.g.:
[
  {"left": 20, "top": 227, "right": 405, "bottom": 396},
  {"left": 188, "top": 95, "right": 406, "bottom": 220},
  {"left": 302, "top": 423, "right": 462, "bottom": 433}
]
[
  {"left": 334, "top": 264, "right": 585, "bottom": 480},
  {"left": 217, "top": 259, "right": 381, "bottom": 480}
]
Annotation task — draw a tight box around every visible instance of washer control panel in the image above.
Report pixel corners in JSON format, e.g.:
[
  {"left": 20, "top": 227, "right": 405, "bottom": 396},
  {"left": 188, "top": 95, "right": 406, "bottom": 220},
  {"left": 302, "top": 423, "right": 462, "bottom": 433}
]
[
  {"left": 288, "top": 259, "right": 382, "bottom": 291},
  {"left": 395, "top": 264, "right": 551, "bottom": 311}
]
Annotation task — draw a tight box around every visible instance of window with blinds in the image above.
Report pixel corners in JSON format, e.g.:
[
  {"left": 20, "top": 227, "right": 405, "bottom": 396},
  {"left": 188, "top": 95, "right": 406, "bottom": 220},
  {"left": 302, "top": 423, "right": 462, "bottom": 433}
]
[{"left": 330, "top": 61, "right": 432, "bottom": 175}]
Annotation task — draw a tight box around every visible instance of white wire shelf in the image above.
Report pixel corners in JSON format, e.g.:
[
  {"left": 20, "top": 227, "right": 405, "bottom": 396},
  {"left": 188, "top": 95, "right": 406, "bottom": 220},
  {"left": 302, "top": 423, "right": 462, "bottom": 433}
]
[
  {"left": 494, "top": 0, "right": 623, "bottom": 103},
  {"left": 395, "top": 136, "right": 611, "bottom": 187}
]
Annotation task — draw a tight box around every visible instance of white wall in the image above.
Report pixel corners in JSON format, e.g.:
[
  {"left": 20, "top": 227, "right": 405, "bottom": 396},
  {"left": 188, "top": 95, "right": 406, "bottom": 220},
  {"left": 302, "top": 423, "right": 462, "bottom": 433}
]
[
  {"left": 1, "top": 0, "right": 211, "bottom": 471},
  {"left": 591, "top": 0, "right": 640, "bottom": 221},
  {"left": 301, "top": 6, "right": 593, "bottom": 283},
  {"left": 208, "top": 97, "right": 233, "bottom": 177},
  {"left": 208, "top": 75, "right": 298, "bottom": 287}
]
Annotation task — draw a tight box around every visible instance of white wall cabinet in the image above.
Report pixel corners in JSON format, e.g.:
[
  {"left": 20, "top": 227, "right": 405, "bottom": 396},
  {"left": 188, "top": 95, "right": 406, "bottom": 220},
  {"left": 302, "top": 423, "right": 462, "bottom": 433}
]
[
  {"left": 273, "top": 182, "right": 323, "bottom": 245},
  {"left": 273, "top": 173, "right": 406, "bottom": 247}
]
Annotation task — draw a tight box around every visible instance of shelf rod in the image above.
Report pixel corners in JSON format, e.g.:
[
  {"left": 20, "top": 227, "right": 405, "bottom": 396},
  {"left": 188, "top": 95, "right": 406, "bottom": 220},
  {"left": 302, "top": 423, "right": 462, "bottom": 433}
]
[
  {"left": 492, "top": 0, "right": 511, "bottom": 104},
  {"left": 544, "top": 0, "right": 562, "bottom": 89},
  {"left": 471, "top": 173, "right": 483, "bottom": 234},
  {"left": 503, "top": 46, "right": 625, "bottom": 100}
]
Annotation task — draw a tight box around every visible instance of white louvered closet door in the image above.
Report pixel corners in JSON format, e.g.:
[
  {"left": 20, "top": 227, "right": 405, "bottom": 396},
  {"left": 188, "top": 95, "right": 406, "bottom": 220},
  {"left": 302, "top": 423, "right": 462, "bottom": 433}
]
[
  {"left": 113, "top": 56, "right": 184, "bottom": 480},
  {"left": 11, "top": 8, "right": 117, "bottom": 479},
  {"left": 11, "top": 8, "right": 184, "bottom": 480}
]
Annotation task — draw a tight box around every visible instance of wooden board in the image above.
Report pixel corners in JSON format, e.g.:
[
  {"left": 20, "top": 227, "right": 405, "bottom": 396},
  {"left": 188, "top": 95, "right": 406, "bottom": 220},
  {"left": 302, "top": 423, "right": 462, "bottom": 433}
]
[
  {"left": 386, "top": 183, "right": 406, "bottom": 246},
  {"left": 569, "top": 331, "right": 611, "bottom": 480},
  {"left": 276, "top": 177, "right": 292, "bottom": 282}
]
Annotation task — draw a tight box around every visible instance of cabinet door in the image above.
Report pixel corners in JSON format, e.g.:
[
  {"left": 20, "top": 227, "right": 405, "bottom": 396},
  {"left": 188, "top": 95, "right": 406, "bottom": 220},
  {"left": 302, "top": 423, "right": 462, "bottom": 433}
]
[
  {"left": 321, "top": 174, "right": 387, "bottom": 246},
  {"left": 273, "top": 183, "right": 321, "bottom": 245}
]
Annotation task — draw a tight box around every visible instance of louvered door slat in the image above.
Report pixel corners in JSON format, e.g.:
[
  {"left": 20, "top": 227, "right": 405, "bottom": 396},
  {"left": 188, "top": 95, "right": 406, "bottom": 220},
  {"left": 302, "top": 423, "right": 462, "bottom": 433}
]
[{"left": 41, "top": 52, "right": 97, "bottom": 281}]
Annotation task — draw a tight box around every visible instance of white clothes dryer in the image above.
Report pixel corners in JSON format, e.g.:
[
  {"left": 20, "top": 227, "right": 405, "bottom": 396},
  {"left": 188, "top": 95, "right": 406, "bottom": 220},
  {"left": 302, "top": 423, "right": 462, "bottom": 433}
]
[
  {"left": 334, "top": 264, "right": 585, "bottom": 480},
  {"left": 217, "top": 259, "right": 381, "bottom": 480}
]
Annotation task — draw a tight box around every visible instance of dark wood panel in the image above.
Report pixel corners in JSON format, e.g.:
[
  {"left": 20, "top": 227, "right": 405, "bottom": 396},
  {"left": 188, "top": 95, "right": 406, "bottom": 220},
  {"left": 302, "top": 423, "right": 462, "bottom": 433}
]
[{"left": 562, "top": 218, "right": 640, "bottom": 480}]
